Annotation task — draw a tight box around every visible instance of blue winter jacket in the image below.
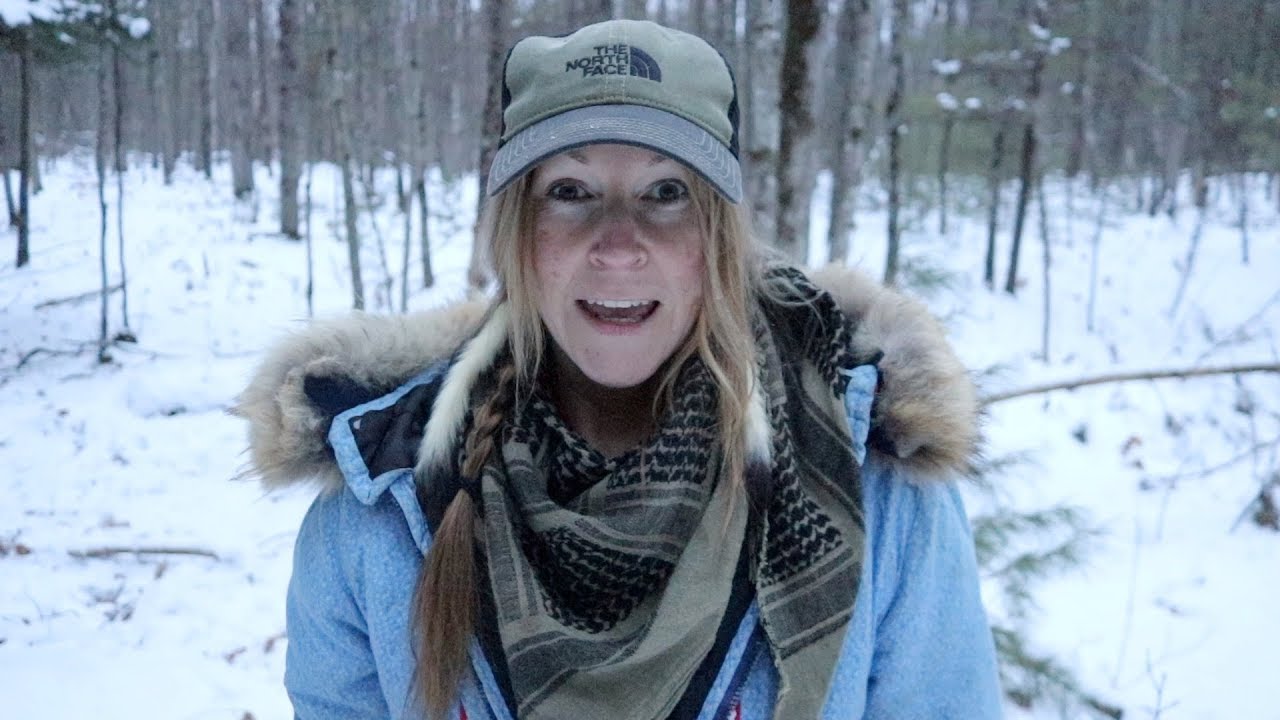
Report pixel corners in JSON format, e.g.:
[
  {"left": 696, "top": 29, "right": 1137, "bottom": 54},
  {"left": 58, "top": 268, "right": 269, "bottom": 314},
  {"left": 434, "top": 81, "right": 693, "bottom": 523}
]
[{"left": 235, "top": 267, "right": 1003, "bottom": 719}]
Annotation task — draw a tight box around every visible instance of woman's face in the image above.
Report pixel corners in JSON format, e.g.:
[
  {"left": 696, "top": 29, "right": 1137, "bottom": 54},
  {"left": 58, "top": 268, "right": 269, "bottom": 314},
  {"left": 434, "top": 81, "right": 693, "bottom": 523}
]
[{"left": 529, "top": 143, "right": 705, "bottom": 389}]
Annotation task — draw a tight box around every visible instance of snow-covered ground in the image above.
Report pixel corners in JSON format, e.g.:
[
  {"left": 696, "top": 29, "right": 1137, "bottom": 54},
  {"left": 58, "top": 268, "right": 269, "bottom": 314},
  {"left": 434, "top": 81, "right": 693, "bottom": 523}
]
[{"left": 2, "top": 153, "right": 1277, "bottom": 719}]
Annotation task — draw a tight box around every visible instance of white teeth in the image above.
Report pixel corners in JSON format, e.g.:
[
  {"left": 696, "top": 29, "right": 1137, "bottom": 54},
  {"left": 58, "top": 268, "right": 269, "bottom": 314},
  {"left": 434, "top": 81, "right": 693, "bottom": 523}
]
[{"left": 585, "top": 299, "right": 653, "bottom": 309}]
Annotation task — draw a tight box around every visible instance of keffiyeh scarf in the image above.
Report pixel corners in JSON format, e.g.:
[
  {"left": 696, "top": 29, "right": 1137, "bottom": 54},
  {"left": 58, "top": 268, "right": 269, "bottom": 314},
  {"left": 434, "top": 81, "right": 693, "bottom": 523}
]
[{"left": 468, "top": 268, "right": 871, "bottom": 720}]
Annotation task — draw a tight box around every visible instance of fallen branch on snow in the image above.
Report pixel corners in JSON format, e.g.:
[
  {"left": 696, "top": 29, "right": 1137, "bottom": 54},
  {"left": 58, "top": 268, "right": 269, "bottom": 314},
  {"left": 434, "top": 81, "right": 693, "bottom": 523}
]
[
  {"left": 33, "top": 283, "right": 122, "bottom": 310},
  {"left": 982, "top": 362, "right": 1280, "bottom": 405},
  {"left": 68, "top": 546, "right": 222, "bottom": 562}
]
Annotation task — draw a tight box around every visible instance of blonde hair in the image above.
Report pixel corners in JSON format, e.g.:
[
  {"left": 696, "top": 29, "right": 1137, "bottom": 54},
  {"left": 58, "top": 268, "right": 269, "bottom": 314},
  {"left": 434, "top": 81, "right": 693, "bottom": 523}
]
[{"left": 413, "top": 169, "right": 766, "bottom": 718}]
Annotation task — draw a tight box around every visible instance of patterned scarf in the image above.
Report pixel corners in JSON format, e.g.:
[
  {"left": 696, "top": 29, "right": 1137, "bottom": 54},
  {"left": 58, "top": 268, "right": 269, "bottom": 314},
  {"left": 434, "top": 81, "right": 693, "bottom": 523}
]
[{"left": 471, "top": 268, "right": 869, "bottom": 719}]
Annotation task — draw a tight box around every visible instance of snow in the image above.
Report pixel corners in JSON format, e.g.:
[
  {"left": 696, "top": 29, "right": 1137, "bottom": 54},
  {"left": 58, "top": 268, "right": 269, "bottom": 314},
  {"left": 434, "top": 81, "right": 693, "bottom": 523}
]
[
  {"left": 933, "top": 58, "right": 963, "bottom": 76},
  {"left": 125, "top": 14, "right": 148, "bottom": 38},
  {"left": 0, "top": 1, "right": 149, "bottom": 32},
  {"left": 0, "top": 0, "right": 60, "bottom": 25},
  {"left": 936, "top": 91, "right": 959, "bottom": 111},
  {"left": 965, "top": 95, "right": 984, "bottom": 110},
  {"left": 3, "top": 154, "right": 1279, "bottom": 719}
]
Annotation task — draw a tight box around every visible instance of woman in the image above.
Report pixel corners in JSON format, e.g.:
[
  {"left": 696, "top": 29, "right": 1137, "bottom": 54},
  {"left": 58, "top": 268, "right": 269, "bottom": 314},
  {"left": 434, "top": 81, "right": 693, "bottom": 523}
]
[{"left": 236, "top": 18, "right": 1002, "bottom": 720}]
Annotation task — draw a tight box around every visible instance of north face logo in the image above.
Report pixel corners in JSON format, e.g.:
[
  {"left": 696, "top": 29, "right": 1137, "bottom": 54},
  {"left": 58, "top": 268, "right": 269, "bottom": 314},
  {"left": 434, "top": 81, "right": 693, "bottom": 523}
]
[{"left": 564, "top": 44, "right": 662, "bottom": 81}]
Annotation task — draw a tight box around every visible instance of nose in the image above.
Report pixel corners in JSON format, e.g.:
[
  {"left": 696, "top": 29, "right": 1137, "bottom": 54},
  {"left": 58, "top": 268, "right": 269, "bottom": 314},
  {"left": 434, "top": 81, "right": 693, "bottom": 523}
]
[{"left": 588, "top": 207, "right": 647, "bottom": 269}]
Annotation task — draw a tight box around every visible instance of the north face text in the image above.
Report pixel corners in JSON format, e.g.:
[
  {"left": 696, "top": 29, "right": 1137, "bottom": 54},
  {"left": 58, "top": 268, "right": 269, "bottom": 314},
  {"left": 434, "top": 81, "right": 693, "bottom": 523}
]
[{"left": 564, "top": 44, "right": 662, "bottom": 81}]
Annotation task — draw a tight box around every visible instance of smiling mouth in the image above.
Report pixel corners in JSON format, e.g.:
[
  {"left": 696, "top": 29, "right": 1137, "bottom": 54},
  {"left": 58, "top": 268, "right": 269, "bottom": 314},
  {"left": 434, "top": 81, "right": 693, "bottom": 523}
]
[{"left": 578, "top": 299, "right": 659, "bottom": 324}]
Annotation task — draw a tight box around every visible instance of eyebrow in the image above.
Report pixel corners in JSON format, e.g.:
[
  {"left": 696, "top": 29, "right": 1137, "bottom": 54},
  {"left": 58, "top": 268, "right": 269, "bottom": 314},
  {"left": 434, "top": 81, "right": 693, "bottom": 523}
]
[{"left": 562, "top": 149, "right": 671, "bottom": 166}]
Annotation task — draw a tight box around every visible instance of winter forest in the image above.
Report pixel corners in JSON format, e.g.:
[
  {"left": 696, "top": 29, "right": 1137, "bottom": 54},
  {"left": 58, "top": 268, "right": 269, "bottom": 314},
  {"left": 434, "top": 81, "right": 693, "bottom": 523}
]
[{"left": 2, "top": 0, "right": 1279, "bottom": 718}]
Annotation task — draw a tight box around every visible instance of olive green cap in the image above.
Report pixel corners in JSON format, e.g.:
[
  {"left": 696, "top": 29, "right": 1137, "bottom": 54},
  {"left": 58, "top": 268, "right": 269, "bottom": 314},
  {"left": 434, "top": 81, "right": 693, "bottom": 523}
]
[{"left": 487, "top": 19, "right": 742, "bottom": 202}]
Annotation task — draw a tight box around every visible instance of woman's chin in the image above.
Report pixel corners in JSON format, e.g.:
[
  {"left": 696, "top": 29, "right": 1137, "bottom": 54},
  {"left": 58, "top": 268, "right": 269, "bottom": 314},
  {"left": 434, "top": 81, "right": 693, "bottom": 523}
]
[{"left": 574, "top": 357, "right": 664, "bottom": 390}]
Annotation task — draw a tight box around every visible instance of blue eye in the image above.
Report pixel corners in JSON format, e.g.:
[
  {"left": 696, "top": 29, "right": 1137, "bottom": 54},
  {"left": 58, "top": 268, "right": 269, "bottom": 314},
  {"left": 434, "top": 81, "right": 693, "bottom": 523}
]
[
  {"left": 547, "top": 181, "right": 590, "bottom": 202},
  {"left": 645, "top": 179, "right": 689, "bottom": 204}
]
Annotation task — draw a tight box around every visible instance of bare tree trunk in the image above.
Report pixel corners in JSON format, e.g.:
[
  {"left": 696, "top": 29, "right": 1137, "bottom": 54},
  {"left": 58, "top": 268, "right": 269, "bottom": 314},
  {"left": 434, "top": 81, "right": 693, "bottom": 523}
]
[
  {"left": 97, "top": 41, "right": 112, "bottom": 363},
  {"left": 360, "top": 175, "right": 393, "bottom": 311},
  {"left": 743, "top": 0, "right": 782, "bottom": 245},
  {"left": 111, "top": 0, "right": 133, "bottom": 338},
  {"left": 1086, "top": 185, "right": 1106, "bottom": 332},
  {"left": 278, "top": 0, "right": 302, "bottom": 238},
  {"left": 1168, "top": 204, "right": 1206, "bottom": 318},
  {"left": 1004, "top": 21, "right": 1045, "bottom": 296},
  {"left": 1004, "top": 115, "right": 1037, "bottom": 295},
  {"left": 147, "top": 43, "right": 160, "bottom": 170},
  {"left": 198, "top": 0, "right": 217, "bottom": 180},
  {"left": 3, "top": 171, "right": 15, "bottom": 228},
  {"left": 16, "top": 27, "right": 33, "bottom": 268},
  {"left": 984, "top": 118, "right": 1008, "bottom": 290},
  {"left": 1081, "top": 0, "right": 1101, "bottom": 188},
  {"left": 252, "top": 0, "right": 274, "bottom": 169},
  {"left": 826, "top": 0, "right": 874, "bottom": 264},
  {"left": 304, "top": 163, "right": 314, "bottom": 318},
  {"left": 884, "top": 0, "right": 908, "bottom": 286},
  {"left": 158, "top": 2, "right": 179, "bottom": 185},
  {"left": 775, "top": 0, "right": 822, "bottom": 264},
  {"left": 330, "top": 1, "right": 364, "bottom": 310},
  {"left": 1238, "top": 173, "right": 1250, "bottom": 264},
  {"left": 410, "top": 0, "right": 434, "bottom": 290},
  {"left": 1037, "top": 175, "right": 1051, "bottom": 361},
  {"left": 468, "top": 0, "right": 508, "bottom": 291},
  {"left": 418, "top": 170, "right": 433, "bottom": 289},
  {"left": 936, "top": 0, "right": 957, "bottom": 235},
  {"left": 402, "top": 3, "right": 420, "bottom": 311},
  {"left": 227, "top": 0, "right": 255, "bottom": 199},
  {"left": 691, "top": 0, "right": 706, "bottom": 36}
]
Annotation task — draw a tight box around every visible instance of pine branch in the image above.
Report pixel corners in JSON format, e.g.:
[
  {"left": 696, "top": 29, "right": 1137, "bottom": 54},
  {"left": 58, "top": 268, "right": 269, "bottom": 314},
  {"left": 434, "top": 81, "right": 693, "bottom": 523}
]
[{"left": 982, "top": 363, "right": 1280, "bottom": 405}]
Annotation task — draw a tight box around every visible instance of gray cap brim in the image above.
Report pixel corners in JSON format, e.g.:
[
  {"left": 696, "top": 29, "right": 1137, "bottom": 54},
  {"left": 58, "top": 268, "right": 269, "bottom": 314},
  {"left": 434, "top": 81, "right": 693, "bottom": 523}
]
[{"left": 486, "top": 104, "right": 742, "bottom": 203}]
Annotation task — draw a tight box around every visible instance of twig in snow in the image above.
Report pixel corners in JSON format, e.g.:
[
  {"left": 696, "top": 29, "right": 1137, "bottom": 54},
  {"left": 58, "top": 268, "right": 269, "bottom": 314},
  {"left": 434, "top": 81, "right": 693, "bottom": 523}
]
[
  {"left": 68, "top": 546, "right": 222, "bottom": 562},
  {"left": 1149, "top": 436, "right": 1280, "bottom": 486},
  {"left": 12, "top": 343, "right": 98, "bottom": 371},
  {"left": 981, "top": 362, "right": 1280, "bottom": 405},
  {"left": 1168, "top": 206, "right": 1206, "bottom": 318},
  {"left": 34, "top": 284, "right": 122, "bottom": 310},
  {"left": 1192, "top": 288, "right": 1280, "bottom": 364}
]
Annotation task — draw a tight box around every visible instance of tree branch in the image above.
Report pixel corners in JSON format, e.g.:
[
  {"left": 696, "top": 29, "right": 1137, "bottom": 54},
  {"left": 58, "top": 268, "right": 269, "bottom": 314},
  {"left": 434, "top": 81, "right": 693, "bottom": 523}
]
[
  {"left": 982, "top": 363, "right": 1280, "bottom": 405},
  {"left": 34, "top": 284, "right": 122, "bottom": 310},
  {"left": 68, "top": 546, "right": 222, "bottom": 561}
]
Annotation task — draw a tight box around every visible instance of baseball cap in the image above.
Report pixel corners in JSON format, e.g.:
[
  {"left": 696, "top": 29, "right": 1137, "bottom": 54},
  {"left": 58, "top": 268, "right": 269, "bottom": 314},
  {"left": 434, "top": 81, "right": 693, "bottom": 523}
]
[{"left": 486, "top": 19, "right": 742, "bottom": 203}]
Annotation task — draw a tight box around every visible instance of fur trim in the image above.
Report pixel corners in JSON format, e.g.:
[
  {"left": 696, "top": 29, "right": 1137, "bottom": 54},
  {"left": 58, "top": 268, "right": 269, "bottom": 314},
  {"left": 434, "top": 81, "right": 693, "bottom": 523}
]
[
  {"left": 809, "top": 264, "right": 981, "bottom": 481},
  {"left": 416, "top": 303, "right": 510, "bottom": 475},
  {"left": 235, "top": 268, "right": 979, "bottom": 491},
  {"left": 744, "top": 374, "right": 772, "bottom": 465},
  {"left": 229, "top": 301, "right": 488, "bottom": 493}
]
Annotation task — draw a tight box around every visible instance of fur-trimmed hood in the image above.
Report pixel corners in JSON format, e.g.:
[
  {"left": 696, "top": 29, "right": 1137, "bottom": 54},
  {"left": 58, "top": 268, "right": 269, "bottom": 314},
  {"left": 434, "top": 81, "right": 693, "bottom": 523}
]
[{"left": 231, "top": 266, "right": 979, "bottom": 493}]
